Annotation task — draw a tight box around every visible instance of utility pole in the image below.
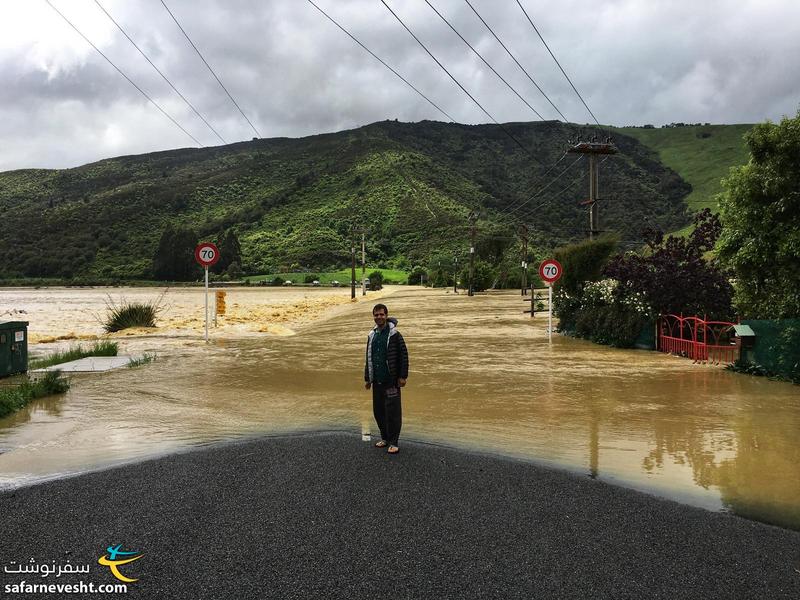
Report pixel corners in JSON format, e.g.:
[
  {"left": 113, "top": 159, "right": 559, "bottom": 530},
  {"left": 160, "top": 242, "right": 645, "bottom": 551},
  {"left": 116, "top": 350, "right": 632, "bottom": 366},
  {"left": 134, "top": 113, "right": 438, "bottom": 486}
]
[
  {"left": 361, "top": 231, "right": 366, "bottom": 296},
  {"left": 519, "top": 224, "right": 528, "bottom": 296},
  {"left": 468, "top": 212, "right": 477, "bottom": 297},
  {"left": 453, "top": 254, "right": 459, "bottom": 294},
  {"left": 568, "top": 137, "right": 617, "bottom": 240}
]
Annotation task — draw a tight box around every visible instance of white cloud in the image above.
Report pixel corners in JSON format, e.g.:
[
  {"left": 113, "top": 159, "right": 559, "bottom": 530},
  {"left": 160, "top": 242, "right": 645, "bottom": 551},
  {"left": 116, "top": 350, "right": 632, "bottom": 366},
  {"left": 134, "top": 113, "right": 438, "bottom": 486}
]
[{"left": 1, "top": 0, "right": 799, "bottom": 170}]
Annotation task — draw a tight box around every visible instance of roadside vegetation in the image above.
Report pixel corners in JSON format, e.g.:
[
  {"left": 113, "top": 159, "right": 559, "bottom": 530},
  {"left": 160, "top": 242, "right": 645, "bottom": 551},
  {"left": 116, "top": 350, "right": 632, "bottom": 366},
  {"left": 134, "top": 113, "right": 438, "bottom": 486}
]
[
  {"left": 103, "top": 293, "right": 166, "bottom": 332},
  {"left": 0, "top": 371, "right": 70, "bottom": 419},
  {"left": 127, "top": 352, "right": 157, "bottom": 368},
  {"left": 554, "top": 210, "right": 733, "bottom": 348},
  {"left": 714, "top": 112, "right": 800, "bottom": 384},
  {"left": 29, "top": 341, "right": 118, "bottom": 370}
]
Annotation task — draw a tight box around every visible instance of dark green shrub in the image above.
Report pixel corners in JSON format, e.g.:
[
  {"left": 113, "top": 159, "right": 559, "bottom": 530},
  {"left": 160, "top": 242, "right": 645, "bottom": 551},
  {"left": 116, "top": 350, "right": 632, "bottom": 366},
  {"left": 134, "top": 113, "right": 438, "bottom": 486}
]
[
  {"left": 458, "top": 260, "right": 496, "bottom": 292},
  {"left": 553, "top": 235, "right": 619, "bottom": 295},
  {"left": 103, "top": 294, "right": 164, "bottom": 332},
  {"left": 226, "top": 262, "right": 243, "bottom": 279},
  {"left": 367, "top": 270, "right": 384, "bottom": 290},
  {"left": 558, "top": 279, "right": 652, "bottom": 348},
  {"left": 408, "top": 267, "right": 426, "bottom": 285}
]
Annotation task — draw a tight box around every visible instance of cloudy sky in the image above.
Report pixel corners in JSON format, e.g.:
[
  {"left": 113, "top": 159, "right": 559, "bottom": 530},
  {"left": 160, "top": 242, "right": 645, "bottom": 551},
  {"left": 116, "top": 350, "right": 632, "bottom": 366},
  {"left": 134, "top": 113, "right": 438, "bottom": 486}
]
[{"left": 2, "top": 0, "right": 799, "bottom": 171}]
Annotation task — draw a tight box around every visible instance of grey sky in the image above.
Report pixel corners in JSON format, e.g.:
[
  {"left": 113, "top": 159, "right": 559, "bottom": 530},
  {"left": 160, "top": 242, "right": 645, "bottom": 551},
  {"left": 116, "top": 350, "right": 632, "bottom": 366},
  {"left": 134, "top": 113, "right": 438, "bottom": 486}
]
[{"left": 1, "top": 0, "right": 798, "bottom": 171}]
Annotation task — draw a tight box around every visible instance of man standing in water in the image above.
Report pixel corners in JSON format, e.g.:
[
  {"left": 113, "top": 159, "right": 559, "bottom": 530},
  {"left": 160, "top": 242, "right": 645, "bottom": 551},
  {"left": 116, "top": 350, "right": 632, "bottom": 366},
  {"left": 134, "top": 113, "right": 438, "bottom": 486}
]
[{"left": 364, "top": 303, "right": 409, "bottom": 455}]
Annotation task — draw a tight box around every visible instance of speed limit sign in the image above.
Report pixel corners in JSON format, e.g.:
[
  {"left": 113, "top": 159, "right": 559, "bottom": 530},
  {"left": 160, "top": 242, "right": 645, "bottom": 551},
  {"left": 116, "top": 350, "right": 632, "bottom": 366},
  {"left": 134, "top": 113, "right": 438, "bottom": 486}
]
[
  {"left": 195, "top": 242, "right": 220, "bottom": 344},
  {"left": 195, "top": 242, "right": 220, "bottom": 268},
  {"left": 539, "top": 259, "right": 562, "bottom": 285}
]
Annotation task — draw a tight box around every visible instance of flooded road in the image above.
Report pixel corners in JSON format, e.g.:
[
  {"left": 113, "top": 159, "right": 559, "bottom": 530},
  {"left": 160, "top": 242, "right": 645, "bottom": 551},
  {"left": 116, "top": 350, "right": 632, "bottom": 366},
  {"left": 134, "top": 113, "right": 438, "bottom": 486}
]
[{"left": 1, "top": 287, "right": 799, "bottom": 530}]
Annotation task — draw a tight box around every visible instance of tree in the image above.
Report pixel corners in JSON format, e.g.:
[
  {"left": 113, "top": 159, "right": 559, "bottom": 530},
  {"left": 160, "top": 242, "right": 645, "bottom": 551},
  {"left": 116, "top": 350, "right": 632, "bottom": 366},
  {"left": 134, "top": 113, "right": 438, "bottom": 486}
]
[
  {"left": 212, "top": 228, "right": 242, "bottom": 274},
  {"left": 226, "top": 262, "right": 243, "bottom": 279},
  {"left": 408, "top": 266, "right": 427, "bottom": 285},
  {"left": 717, "top": 112, "right": 800, "bottom": 318},
  {"left": 152, "top": 225, "right": 200, "bottom": 281},
  {"left": 553, "top": 235, "right": 619, "bottom": 295},
  {"left": 367, "top": 270, "right": 384, "bottom": 290},
  {"left": 459, "top": 259, "right": 495, "bottom": 292},
  {"left": 604, "top": 210, "right": 733, "bottom": 319},
  {"left": 427, "top": 253, "right": 452, "bottom": 287}
]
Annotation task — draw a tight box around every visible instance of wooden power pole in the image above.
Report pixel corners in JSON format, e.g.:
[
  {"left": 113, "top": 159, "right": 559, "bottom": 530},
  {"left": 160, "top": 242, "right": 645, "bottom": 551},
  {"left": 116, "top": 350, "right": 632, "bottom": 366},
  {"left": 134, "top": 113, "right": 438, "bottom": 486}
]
[
  {"left": 568, "top": 137, "right": 617, "bottom": 240},
  {"left": 519, "top": 224, "right": 528, "bottom": 296},
  {"left": 468, "top": 212, "right": 477, "bottom": 297}
]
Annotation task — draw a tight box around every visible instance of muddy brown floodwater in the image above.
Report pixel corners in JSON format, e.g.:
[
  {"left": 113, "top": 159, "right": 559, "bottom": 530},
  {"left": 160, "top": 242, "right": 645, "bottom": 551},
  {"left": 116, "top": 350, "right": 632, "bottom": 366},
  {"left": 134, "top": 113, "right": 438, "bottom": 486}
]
[{"left": 1, "top": 286, "right": 799, "bottom": 530}]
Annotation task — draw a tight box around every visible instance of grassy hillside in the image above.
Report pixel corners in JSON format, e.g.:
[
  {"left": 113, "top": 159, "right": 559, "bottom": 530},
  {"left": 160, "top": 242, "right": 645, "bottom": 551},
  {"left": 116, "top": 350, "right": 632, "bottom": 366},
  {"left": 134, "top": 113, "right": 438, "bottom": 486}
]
[
  {"left": 616, "top": 124, "right": 752, "bottom": 213},
  {"left": 0, "top": 120, "right": 691, "bottom": 281}
]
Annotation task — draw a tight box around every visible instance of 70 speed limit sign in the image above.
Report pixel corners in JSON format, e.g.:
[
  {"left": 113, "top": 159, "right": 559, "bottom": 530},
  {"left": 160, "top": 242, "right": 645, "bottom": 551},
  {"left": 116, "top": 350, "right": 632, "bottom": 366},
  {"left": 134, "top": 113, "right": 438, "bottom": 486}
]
[
  {"left": 195, "top": 242, "right": 220, "bottom": 344},
  {"left": 539, "top": 259, "right": 563, "bottom": 285},
  {"left": 195, "top": 242, "right": 220, "bottom": 268}
]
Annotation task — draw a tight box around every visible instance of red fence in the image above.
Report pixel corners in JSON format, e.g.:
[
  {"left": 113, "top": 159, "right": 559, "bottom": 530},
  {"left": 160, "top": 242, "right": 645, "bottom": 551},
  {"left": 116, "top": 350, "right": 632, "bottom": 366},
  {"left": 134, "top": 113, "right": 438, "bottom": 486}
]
[{"left": 657, "top": 314, "right": 739, "bottom": 365}]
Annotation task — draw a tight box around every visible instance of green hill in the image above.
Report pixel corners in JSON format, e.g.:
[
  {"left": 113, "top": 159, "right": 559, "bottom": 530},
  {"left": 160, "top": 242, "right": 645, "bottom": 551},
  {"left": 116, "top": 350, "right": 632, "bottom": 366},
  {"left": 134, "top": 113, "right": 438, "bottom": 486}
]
[
  {"left": 615, "top": 124, "right": 752, "bottom": 213},
  {"left": 0, "top": 120, "right": 694, "bottom": 280}
]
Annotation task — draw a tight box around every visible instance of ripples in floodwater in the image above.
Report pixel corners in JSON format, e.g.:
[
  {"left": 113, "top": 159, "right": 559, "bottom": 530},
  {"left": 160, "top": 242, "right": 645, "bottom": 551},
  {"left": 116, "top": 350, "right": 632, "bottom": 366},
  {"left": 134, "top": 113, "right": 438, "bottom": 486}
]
[{"left": 1, "top": 287, "right": 799, "bottom": 530}]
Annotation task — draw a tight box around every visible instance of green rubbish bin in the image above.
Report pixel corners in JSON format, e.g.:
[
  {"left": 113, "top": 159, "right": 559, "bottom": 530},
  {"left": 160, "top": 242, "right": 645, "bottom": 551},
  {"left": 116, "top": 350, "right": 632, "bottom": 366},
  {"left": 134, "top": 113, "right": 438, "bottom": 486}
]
[{"left": 0, "top": 321, "right": 29, "bottom": 378}]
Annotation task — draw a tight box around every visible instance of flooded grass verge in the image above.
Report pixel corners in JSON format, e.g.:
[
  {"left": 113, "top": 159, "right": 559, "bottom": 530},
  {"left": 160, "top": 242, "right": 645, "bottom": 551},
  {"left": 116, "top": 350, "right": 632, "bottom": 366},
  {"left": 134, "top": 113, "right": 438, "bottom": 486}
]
[
  {"left": 0, "top": 372, "right": 70, "bottom": 419},
  {"left": 29, "top": 341, "right": 118, "bottom": 369},
  {"left": 127, "top": 352, "right": 157, "bottom": 368}
]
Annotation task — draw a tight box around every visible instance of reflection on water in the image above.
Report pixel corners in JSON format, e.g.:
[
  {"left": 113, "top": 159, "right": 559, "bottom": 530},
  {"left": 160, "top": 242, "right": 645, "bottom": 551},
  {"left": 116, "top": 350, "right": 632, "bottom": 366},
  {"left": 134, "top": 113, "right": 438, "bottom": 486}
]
[{"left": 1, "top": 288, "right": 799, "bottom": 530}]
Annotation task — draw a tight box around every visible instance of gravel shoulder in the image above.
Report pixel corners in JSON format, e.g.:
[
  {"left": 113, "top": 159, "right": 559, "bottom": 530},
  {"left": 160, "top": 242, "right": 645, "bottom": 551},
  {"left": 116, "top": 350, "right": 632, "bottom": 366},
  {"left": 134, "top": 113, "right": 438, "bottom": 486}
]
[{"left": 2, "top": 432, "right": 799, "bottom": 599}]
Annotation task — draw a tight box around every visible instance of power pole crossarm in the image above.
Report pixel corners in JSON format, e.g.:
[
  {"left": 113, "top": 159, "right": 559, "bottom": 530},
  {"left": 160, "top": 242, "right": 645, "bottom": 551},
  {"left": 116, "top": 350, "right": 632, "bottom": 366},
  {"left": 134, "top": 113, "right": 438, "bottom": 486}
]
[{"left": 568, "top": 139, "right": 617, "bottom": 240}]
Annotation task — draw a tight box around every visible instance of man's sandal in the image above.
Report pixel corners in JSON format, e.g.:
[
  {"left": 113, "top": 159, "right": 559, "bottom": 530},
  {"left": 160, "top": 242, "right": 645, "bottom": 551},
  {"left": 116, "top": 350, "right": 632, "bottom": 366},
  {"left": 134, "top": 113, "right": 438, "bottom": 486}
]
[
  {"left": 374, "top": 440, "right": 388, "bottom": 448},
  {"left": 387, "top": 445, "right": 400, "bottom": 454}
]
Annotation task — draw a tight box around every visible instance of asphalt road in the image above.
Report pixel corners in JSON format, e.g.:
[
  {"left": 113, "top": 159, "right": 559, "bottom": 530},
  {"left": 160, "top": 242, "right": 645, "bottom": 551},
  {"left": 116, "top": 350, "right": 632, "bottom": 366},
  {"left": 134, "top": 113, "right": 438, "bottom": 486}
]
[{"left": 2, "top": 432, "right": 799, "bottom": 599}]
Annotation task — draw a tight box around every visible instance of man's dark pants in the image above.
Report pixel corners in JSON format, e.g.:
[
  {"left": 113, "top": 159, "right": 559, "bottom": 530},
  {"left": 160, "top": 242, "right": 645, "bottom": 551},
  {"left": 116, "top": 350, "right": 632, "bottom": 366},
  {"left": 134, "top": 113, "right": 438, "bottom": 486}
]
[{"left": 372, "top": 382, "right": 402, "bottom": 445}]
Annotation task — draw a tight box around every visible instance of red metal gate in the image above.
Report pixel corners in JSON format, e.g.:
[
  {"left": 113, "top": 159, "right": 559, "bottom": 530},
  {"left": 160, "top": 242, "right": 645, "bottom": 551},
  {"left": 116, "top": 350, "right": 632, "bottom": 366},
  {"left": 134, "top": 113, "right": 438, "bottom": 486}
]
[{"left": 657, "top": 314, "right": 738, "bottom": 365}]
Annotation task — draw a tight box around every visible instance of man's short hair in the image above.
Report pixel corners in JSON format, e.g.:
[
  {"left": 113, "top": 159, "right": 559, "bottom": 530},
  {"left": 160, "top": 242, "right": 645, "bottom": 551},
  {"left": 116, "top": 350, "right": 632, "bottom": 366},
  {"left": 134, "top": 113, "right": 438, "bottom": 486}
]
[{"left": 372, "top": 303, "right": 388, "bottom": 315}]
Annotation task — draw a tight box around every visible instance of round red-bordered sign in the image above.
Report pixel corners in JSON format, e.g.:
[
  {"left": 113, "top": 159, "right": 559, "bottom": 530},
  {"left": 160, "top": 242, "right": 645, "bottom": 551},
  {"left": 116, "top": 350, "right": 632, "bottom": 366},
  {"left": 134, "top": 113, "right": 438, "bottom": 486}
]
[
  {"left": 539, "top": 259, "right": 563, "bottom": 284},
  {"left": 195, "top": 242, "right": 220, "bottom": 268}
]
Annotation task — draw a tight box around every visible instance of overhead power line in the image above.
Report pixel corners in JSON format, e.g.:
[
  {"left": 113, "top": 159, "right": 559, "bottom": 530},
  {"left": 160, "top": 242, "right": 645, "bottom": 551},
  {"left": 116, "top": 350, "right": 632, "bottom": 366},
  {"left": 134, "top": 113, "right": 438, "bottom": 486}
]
[
  {"left": 93, "top": 0, "right": 227, "bottom": 145},
  {"left": 423, "top": 0, "right": 545, "bottom": 121},
  {"left": 515, "top": 0, "right": 600, "bottom": 126},
  {"left": 306, "top": 0, "right": 456, "bottom": 123},
  {"left": 380, "top": 0, "right": 544, "bottom": 166},
  {"left": 464, "top": 0, "right": 568, "bottom": 122},
  {"left": 45, "top": 0, "right": 203, "bottom": 146},
  {"left": 496, "top": 150, "right": 569, "bottom": 217},
  {"left": 159, "top": 0, "right": 261, "bottom": 138},
  {"left": 499, "top": 155, "right": 585, "bottom": 221}
]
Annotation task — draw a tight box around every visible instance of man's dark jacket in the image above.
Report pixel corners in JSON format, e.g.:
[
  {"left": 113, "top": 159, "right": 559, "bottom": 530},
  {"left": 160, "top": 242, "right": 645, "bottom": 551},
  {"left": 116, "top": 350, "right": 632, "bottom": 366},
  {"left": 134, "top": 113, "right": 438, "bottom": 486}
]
[{"left": 364, "top": 317, "right": 409, "bottom": 384}]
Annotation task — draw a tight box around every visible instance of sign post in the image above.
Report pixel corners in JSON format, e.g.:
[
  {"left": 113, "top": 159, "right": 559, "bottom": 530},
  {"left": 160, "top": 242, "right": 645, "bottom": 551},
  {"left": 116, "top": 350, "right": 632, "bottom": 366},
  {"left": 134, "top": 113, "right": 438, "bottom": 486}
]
[
  {"left": 538, "top": 259, "right": 563, "bottom": 342},
  {"left": 195, "top": 242, "right": 220, "bottom": 342}
]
